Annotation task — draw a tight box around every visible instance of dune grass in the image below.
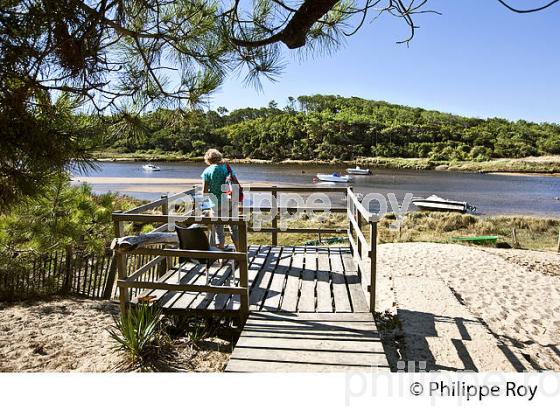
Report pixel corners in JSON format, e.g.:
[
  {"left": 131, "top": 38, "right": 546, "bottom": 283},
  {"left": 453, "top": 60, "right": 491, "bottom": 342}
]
[{"left": 239, "top": 211, "right": 560, "bottom": 252}]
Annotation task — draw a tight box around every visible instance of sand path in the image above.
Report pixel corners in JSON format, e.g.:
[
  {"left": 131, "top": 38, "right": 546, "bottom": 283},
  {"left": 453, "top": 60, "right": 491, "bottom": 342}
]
[{"left": 377, "top": 243, "right": 560, "bottom": 371}]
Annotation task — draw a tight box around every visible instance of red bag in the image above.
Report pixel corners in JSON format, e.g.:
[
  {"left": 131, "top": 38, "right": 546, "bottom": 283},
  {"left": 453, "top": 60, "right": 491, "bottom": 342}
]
[{"left": 225, "top": 163, "right": 244, "bottom": 202}]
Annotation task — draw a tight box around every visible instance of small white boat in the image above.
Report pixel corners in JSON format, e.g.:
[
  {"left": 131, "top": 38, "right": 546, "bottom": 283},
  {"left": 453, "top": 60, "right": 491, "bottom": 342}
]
[
  {"left": 316, "top": 173, "right": 352, "bottom": 183},
  {"left": 346, "top": 166, "right": 371, "bottom": 175},
  {"left": 412, "top": 195, "right": 476, "bottom": 213},
  {"left": 142, "top": 164, "right": 160, "bottom": 171}
]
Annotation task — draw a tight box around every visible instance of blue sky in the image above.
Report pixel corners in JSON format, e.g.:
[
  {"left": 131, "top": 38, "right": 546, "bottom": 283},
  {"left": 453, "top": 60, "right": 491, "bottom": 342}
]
[{"left": 209, "top": 0, "right": 560, "bottom": 123}]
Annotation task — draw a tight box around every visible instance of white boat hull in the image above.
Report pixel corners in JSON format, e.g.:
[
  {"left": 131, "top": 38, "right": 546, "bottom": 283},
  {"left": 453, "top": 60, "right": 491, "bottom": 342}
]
[
  {"left": 142, "top": 165, "right": 160, "bottom": 171},
  {"left": 412, "top": 200, "right": 467, "bottom": 213},
  {"left": 346, "top": 168, "right": 371, "bottom": 175},
  {"left": 316, "top": 174, "right": 351, "bottom": 183}
]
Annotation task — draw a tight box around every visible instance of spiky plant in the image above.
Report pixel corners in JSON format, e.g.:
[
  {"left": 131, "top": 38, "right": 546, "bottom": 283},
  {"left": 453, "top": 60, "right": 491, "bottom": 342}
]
[{"left": 108, "top": 304, "right": 165, "bottom": 367}]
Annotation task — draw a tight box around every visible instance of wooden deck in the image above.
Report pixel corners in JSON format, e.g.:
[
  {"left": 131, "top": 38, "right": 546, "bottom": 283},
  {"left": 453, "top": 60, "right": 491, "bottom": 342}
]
[
  {"left": 131, "top": 245, "right": 390, "bottom": 371},
  {"left": 226, "top": 312, "right": 390, "bottom": 372},
  {"left": 132, "top": 246, "right": 370, "bottom": 314}
]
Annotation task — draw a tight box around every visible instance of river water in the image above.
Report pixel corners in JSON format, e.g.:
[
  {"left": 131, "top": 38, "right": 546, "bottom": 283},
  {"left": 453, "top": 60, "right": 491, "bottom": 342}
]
[{"left": 72, "top": 161, "right": 560, "bottom": 217}]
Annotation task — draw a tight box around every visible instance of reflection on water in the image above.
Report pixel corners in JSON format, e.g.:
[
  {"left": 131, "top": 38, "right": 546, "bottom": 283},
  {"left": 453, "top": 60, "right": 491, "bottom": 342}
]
[{"left": 72, "top": 161, "right": 560, "bottom": 217}]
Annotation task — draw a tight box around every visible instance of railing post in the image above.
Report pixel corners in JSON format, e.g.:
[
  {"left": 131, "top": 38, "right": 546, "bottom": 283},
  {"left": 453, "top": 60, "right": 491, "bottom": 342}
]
[
  {"left": 238, "top": 220, "right": 249, "bottom": 318},
  {"left": 271, "top": 186, "right": 278, "bottom": 246},
  {"left": 347, "top": 187, "right": 354, "bottom": 252},
  {"left": 160, "top": 194, "right": 172, "bottom": 270},
  {"left": 369, "top": 221, "right": 378, "bottom": 313},
  {"left": 113, "top": 217, "right": 128, "bottom": 314},
  {"left": 161, "top": 194, "right": 169, "bottom": 215}
]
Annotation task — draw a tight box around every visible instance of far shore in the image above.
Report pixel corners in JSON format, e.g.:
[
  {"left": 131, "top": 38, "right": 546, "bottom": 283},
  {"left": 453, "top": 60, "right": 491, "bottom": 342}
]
[{"left": 91, "top": 151, "right": 560, "bottom": 176}]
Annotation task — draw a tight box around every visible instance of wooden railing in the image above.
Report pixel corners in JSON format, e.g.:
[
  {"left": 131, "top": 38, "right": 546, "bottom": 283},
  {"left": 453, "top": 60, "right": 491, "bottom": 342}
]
[
  {"left": 346, "top": 187, "right": 379, "bottom": 313},
  {"left": 241, "top": 185, "right": 348, "bottom": 245},
  {"left": 111, "top": 190, "right": 249, "bottom": 317},
  {"left": 110, "top": 184, "right": 378, "bottom": 315}
]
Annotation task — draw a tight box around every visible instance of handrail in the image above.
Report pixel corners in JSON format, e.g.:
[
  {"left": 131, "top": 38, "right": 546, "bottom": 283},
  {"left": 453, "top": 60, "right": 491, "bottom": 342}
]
[
  {"left": 113, "top": 208, "right": 250, "bottom": 317},
  {"left": 346, "top": 188, "right": 379, "bottom": 222},
  {"left": 122, "top": 246, "right": 247, "bottom": 261},
  {"left": 346, "top": 187, "right": 378, "bottom": 313},
  {"left": 112, "top": 213, "right": 249, "bottom": 225},
  {"left": 112, "top": 185, "right": 377, "bottom": 315},
  {"left": 124, "top": 188, "right": 196, "bottom": 214},
  {"left": 247, "top": 185, "right": 348, "bottom": 193}
]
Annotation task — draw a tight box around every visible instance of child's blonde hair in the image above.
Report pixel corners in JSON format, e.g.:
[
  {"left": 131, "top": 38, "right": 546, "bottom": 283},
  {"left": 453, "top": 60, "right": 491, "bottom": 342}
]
[{"left": 204, "top": 149, "right": 223, "bottom": 165}]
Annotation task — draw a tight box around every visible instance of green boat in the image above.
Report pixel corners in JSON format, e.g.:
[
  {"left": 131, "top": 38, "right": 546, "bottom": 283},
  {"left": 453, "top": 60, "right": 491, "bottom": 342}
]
[{"left": 451, "top": 235, "right": 499, "bottom": 244}]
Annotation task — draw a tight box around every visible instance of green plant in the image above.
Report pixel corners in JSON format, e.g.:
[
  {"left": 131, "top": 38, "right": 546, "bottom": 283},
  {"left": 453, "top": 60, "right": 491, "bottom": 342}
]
[
  {"left": 188, "top": 324, "right": 208, "bottom": 345},
  {"left": 108, "top": 304, "right": 165, "bottom": 367}
]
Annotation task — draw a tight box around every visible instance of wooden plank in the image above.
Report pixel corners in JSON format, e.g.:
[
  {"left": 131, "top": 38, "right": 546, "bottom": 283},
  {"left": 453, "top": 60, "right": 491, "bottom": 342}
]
[
  {"left": 248, "top": 312, "right": 374, "bottom": 321},
  {"left": 316, "top": 247, "right": 333, "bottom": 312},
  {"left": 122, "top": 247, "right": 247, "bottom": 262},
  {"left": 229, "top": 348, "right": 386, "bottom": 366},
  {"left": 235, "top": 337, "right": 385, "bottom": 353},
  {"left": 189, "top": 246, "right": 260, "bottom": 311},
  {"left": 242, "top": 206, "right": 347, "bottom": 213},
  {"left": 247, "top": 246, "right": 271, "bottom": 284},
  {"left": 226, "top": 360, "right": 383, "bottom": 373},
  {"left": 226, "top": 312, "right": 389, "bottom": 372},
  {"left": 168, "top": 263, "right": 229, "bottom": 309},
  {"left": 249, "top": 247, "right": 281, "bottom": 309},
  {"left": 241, "top": 322, "right": 380, "bottom": 334},
  {"left": 188, "top": 264, "right": 233, "bottom": 310},
  {"left": 341, "top": 250, "right": 369, "bottom": 313},
  {"left": 119, "top": 277, "right": 246, "bottom": 295},
  {"left": 262, "top": 247, "right": 292, "bottom": 311},
  {"left": 158, "top": 264, "right": 206, "bottom": 309},
  {"left": 280, "top": 247, "right": 303, "bottom": 312},
  {"left": 299, "top": 247, "right": 316, "bottom": 312},
  {"left": 248, "top": 227, "right": 346, "bottom": 234},
  {"left": 113, "top": 213, "right": 248, "bottom": 225},
  {"left": 133, "top": 262, "right": 196, "bottom": 305},
  {"left": 330, "top": 248, "right": 352, "bottom": 313},
  {"left": 247, "top": 186, "right": 348, "bottom": 193}
]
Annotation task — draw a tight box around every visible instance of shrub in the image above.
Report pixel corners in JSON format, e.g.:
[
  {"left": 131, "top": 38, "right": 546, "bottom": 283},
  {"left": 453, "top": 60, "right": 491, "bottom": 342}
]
[{"left": 108, "top": 304, "right": 166, "bottom": 368}]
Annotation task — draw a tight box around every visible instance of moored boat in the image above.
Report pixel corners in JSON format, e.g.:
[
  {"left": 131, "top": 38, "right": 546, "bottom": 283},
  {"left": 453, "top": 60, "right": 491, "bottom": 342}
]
[
  {"left": 142, "top": 164, "right": 160, "bottom": 171},
  {"left": 346, "top": 166, "right": 371, "bottom": 175},
  {"left": 316, "top": 173, "right": 352, "bottom": 183},
  {"left": 412, "top": 194, "right": 476, "bottom": 213}
]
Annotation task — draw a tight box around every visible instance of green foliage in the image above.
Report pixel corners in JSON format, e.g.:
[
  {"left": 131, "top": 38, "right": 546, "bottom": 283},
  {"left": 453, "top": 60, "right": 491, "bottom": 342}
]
[
  {"left": 0, "top": 173, "right": 138, "bottom": 255},
  {"left": 108, "top": 304, "right": 166, "bottom": 367},
  {"left": 0, "top": 90, "right": 98, "bottom": 209},
  {"left": 100, "top": 95, "right": 560, "bottom": 162}
]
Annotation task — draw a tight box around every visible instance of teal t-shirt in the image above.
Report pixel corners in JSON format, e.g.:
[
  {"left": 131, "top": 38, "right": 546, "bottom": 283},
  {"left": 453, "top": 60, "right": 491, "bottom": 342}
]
[{"left": 201, "top": 163, "right": 234, "bottom": 203}]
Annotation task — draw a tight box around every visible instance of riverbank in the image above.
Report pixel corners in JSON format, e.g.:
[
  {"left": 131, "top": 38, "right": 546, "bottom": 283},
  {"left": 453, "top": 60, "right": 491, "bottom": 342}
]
[{"left": 91, "top": 151, "right": 560, "bottom": 175}]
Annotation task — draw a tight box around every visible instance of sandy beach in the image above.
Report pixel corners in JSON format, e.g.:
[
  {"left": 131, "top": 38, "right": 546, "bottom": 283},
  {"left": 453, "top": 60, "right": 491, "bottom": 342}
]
[
  {"left": 1, "top": 243, "right": 558, "bottom": 372},
  {"left": 72, "top": 176, "right": 290, "bottom": 194},
  {"left": 377, "top": 243, "right": 560, "bottom": 371},
  {"left": 0, "top": 298, "right": 231, "bottom": 372}
]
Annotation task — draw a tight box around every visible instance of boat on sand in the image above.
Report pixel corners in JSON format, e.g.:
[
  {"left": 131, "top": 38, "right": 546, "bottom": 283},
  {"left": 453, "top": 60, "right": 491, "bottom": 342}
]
[{"left": 412, "top": 194, "right": 476, "bottom": 213}]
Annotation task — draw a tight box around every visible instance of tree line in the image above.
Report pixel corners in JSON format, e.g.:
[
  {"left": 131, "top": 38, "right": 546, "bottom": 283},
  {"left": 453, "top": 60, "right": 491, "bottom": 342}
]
[{"left": 101, "top": 95, "right": 560, "bottom": 162}]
